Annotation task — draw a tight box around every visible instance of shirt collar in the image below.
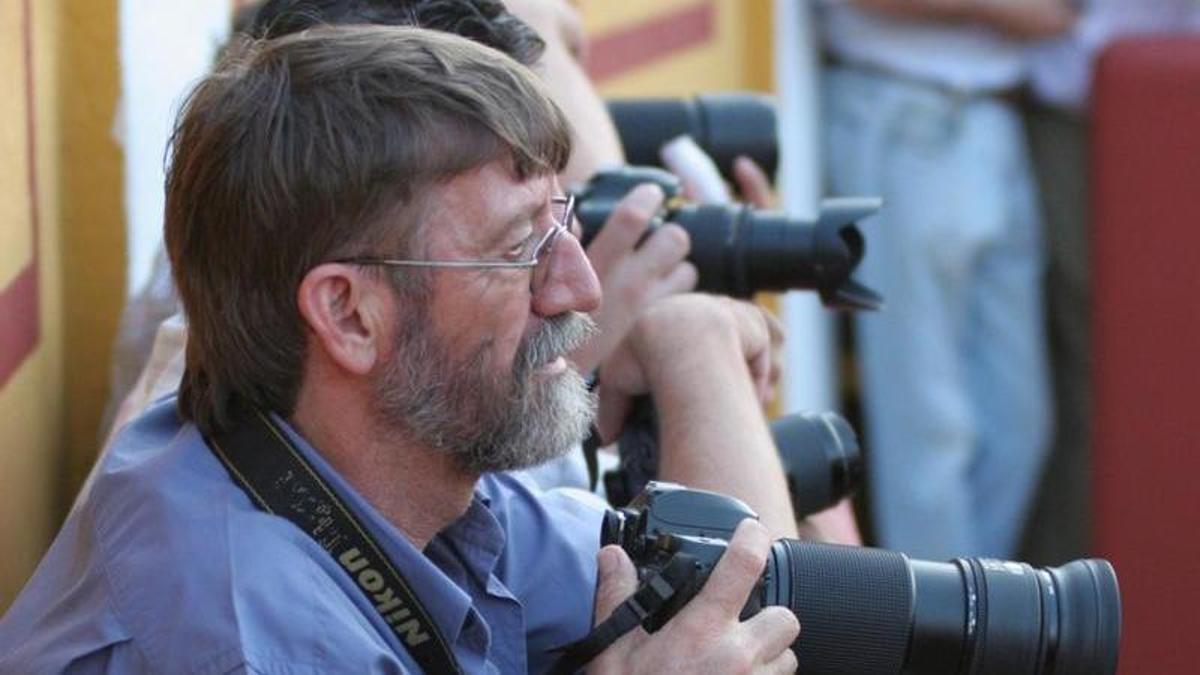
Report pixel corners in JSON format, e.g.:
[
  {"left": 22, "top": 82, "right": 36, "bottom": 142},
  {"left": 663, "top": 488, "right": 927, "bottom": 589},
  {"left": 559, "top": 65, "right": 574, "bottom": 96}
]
[{"left": 268, "top": 413, "right": 503, "bottom": 646}]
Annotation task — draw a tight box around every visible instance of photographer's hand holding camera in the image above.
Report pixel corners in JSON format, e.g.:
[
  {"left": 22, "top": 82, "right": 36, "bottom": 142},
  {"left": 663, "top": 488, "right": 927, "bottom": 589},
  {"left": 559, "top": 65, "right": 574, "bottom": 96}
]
[
  {"left": 596, "top": 293, "right": 797, "bottom": 538},
  {"left": 590, "top": 519, "right": 801, "bottom": 674},
  {"left": 566, "top": 182, "right": 697, "bottom": 376}
]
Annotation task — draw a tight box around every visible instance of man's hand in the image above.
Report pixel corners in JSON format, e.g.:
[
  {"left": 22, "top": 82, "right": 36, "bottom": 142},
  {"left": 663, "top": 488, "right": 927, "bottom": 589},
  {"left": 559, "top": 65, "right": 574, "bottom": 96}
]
[
  {"left": 588, "top": 519, "right": 800, "bottom": 674},
  {"left": 569, "top": 184, "right": 698, "bottom": 374},
  {"left": 733, "top": 156, "right": 776, "bottom": 209},
  {"left": 853, "top": 0, "right": 1077, "bottom": 40},
  {"left": 595, "top": 294, "right": 776, "bottom": 441},
  {"left": 595, "top": 294, "right": 798, "bottom": 538},
  {"left": 974, "top": 0, "right": 1077, "bottom": 40}
]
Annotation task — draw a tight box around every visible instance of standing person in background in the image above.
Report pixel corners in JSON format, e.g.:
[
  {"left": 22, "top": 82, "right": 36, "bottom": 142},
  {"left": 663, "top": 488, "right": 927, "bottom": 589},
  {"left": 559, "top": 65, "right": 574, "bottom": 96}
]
[
  {"left": 819, "top": 0, "right": 1075, "bottom": 559},
  {"left": 1021, "top": 0, "right": 1200, "bottom": 565}
]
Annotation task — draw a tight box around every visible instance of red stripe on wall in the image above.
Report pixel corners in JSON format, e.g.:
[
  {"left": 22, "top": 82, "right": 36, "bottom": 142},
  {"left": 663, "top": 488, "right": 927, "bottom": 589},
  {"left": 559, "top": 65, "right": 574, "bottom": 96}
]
[
  {"left": 0, "top": 0, "right": 41, "bottom": 390},
  {"left": 0, "top": 268, "right": 39, "bottom": 389},
  {"left": 586, "top": 2, "right": 715, "bottom": 83}
]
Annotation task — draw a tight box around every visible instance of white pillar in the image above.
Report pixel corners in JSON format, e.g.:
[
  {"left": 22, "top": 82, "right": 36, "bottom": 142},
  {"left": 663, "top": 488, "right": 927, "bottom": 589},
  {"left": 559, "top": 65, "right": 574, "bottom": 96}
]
[
  {"left": 774, "top": 0, "right": 838, "bottom": 413},
  {"left": 118, "top": 0, "right": 232, "bottom": 295}
]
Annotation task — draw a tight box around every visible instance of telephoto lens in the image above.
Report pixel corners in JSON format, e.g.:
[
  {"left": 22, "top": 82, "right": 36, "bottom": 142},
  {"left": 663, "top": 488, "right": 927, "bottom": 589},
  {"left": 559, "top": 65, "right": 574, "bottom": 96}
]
[
  {"left": 607, "top": 93, "right": 778, "bottom": 184},
  {"left": 769, "top": 543, "right": 1121, "bottom": 675},
  {"left": 574, "top": 166, "right": 882, "bottom": 309},
  {"left": 771, "top": 412, "right": 863, "bottom": 519},
  {"left": 605, "top": 483, "right": 1122, "bottom": 675}
]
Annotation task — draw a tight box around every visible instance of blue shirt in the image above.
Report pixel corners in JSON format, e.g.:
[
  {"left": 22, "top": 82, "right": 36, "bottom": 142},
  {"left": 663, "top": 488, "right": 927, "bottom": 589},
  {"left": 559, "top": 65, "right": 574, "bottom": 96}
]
[{"left": 0, "top": 398, "right": 605, "bottom": 673}]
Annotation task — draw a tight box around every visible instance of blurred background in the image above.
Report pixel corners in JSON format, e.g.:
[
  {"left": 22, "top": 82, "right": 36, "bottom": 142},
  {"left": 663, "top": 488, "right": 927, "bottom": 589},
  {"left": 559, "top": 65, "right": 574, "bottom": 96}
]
[{"left": 1, "top": 1, "right": 1198, "bottom": 672}]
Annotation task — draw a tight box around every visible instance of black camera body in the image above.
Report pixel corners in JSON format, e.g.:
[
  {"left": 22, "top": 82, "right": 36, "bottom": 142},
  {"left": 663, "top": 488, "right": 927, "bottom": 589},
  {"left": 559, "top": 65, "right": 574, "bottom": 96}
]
[
  {"left": 602, "top": 482, "right": 764, "bottom": 631},
  {"left": 573, "top": 166, "right": 882, "bottom": 310},
  {"left": 603, "top": 482, "right": 1122, "bottom": 675}
]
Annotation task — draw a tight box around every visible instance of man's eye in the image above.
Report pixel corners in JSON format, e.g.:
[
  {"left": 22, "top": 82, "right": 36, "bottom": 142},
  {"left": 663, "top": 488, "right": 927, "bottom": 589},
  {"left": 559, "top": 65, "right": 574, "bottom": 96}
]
[{"left": 507, "top": 235, "right": 535, "bottom": 260}]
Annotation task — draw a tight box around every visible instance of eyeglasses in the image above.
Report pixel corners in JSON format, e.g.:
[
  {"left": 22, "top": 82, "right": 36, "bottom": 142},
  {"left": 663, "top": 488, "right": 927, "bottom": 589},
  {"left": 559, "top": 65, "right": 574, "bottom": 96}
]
[{"left": 337, "top": 195, "right": 576, "bottom": 288}]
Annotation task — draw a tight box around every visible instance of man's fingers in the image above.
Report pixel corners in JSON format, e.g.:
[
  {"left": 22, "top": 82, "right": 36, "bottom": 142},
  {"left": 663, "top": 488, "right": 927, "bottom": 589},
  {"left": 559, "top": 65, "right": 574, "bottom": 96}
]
[
  {"left": 726, "top": 299, "right": 771, "bottom": 359},
  {"left": 585, "top": 183, "right": 664, "bottom": 274},
  {"left": 751, "top": 348, "right": 773, "bottom": 405},
  {"left": 760, "top": 306, "right": 785, "bottom": 349},
  {"left": 593, "top": 545, "right": 639, "bottom": 623},
  {"left": 687, "top": 519, "right": 772, "bottom": 617},
  {"left": 734, "top": 156, "right": 775, "bottom": 209},
  {"left": 745, "top": 607, "right": 801, "bottom": 665},
  {"left": 651, "top": 261, "right": 698, "bottom": 299},
  {"left": 630, "top": 222, "right": 690, "bottom": 279},
  {"left": 761, "top": 645, "right": 800, "bottom": 675}
]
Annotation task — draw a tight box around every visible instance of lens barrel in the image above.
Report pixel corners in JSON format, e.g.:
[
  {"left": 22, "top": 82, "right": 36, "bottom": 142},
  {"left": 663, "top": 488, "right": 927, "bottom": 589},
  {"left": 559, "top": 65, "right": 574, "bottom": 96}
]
[
  {"left": 765, "top": 541, "right": 1122, "bottom": 675},
  {"left": 770, "top": 412, "right": 863, "bottom": 518},
  {"left": 607, "top": 94, "right": 779, "bottom": 183},
  {"left": 667, "top": 203, "right": 871, "bottom": 302},
  {"left": 573, "top": 166, "right": 883, "bottom": 309},
  {"left": 675, "top": 204, "right": 804, "bottom": 297}
]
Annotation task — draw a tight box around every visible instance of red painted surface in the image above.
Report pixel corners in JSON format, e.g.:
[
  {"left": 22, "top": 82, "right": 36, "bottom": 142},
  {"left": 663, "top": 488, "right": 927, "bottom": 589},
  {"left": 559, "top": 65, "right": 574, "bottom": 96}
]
[
  {"left": 0, "top": 0, "right": 41, "bottom": 390},
  {"left": 1091, "top": 36, "right": 1200, "bottom": 675},
  {"left": 586, "top": 2, "right": 715, "bottom": 83}
]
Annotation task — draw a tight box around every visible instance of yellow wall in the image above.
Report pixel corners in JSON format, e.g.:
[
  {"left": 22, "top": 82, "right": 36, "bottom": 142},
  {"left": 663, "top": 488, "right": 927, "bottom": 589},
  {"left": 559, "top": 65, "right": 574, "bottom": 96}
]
[
  {"left": 59, "top": 0, "right": 125, "bottom": 501},
  {"left": 1, "top": 0, "right": 63, "bottom": 610},
  {"left": 0, "top": 0, "right": 123, "bottom": 611},
  {"left": 581, "top": 0, "right": 773, "bottom": 96}
]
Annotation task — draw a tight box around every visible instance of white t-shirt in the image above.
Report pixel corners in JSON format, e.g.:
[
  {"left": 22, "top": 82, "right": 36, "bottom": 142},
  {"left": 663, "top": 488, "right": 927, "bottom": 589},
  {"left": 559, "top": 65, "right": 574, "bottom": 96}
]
[
  {"left": 1028, "top": 0, "right": 1200, "bottom": 110},
  {"left": 821, "top": 1, "right": 1028, "bottom": 93}
]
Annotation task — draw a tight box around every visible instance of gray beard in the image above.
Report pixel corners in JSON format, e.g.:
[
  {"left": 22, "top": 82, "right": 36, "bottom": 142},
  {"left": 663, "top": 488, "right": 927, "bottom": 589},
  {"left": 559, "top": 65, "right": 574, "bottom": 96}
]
[{"left": 372, "top": 307, "right": 598, "bottom": 474}]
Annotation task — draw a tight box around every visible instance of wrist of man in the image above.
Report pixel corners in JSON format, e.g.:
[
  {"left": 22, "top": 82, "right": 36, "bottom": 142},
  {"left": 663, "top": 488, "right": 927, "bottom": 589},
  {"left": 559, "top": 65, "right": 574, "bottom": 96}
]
[
  {"left": 643, "top": 331, "right": 756, "bottom": 413},
  {"left": 634, "top": 312, "right": 743, "bottom": 384},
  {"left": 856, "top": 0, "right": 977, "bottom": 23}
]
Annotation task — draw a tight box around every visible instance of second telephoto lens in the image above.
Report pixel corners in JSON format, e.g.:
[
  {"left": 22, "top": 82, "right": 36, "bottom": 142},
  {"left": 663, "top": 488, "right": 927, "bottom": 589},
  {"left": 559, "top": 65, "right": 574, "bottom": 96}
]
[{"left": 767, "top": 541, "right": 1121, "bottom": 675}]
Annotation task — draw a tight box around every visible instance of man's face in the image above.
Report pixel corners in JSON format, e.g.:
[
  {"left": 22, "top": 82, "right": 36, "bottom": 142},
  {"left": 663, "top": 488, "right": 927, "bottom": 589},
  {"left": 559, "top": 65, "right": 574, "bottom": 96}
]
[{"left": 371, "top": 160, "right": 603, "bottom": 473}]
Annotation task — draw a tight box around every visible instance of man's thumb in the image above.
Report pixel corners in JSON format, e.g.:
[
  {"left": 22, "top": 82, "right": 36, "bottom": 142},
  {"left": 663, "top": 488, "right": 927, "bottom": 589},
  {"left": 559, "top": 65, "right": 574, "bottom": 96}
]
[{"left": 593, "top": 545, "right": 638, "bottom": 624}]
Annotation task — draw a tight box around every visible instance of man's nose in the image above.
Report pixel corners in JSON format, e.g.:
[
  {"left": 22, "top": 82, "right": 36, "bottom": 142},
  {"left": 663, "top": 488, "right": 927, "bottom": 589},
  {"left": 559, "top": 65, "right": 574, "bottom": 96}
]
[{"left": 532, "top": 230, "right": 601, "bottom": 317}]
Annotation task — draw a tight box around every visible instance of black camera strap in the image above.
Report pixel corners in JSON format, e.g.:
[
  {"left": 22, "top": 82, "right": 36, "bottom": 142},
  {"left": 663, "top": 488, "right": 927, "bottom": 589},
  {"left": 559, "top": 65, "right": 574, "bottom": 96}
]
[
  {"left": 549, "top": 553, "right": 699, "bottom": 674},
  {"left": 581, "top": 373, "right": 602, "bottom": 492},
  {"left": 581, "top": 426, "right": 603, "bottom": 492},
  {"left": 203, "top": 406, "right": 462, "bottom": 674}
]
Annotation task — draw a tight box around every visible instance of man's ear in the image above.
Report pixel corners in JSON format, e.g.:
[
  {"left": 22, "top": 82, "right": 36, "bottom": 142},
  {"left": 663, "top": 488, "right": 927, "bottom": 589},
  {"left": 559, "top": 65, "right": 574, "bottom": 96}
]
[{"left": 296, "top": 263, "right": 390, "bottom": 376}]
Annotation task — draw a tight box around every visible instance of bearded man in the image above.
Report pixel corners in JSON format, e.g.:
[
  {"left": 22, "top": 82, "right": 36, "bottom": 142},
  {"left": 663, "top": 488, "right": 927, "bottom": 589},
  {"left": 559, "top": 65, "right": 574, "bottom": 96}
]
[{"left": 0, "top": 26, "right": 799, "bottom": 673}]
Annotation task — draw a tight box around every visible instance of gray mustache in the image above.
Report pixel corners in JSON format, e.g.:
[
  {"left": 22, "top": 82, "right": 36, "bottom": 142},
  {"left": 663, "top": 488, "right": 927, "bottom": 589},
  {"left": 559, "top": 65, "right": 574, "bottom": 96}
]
[{"left": 517, "top": 312, "right": 598, "bottom": 373}]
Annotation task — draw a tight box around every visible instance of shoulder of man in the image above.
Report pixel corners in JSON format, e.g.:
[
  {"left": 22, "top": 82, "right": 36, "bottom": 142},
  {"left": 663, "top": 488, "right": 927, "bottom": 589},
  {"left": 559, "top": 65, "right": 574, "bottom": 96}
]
[{"left": 0, "top": 399, "right": 411, "bottom": 674}]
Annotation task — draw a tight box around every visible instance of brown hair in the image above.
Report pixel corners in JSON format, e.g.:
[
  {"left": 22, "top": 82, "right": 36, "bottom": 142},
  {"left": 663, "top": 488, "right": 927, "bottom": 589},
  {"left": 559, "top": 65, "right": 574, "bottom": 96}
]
[{"left": 164, "top": 25, "right": 572, "bottom": 434}]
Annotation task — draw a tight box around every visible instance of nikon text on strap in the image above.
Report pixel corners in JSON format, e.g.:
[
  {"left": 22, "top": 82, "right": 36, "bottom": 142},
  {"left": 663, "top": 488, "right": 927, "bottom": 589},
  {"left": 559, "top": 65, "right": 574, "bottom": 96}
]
[{"left": 204, "top": 406, "right": 462, "bottom": 674}]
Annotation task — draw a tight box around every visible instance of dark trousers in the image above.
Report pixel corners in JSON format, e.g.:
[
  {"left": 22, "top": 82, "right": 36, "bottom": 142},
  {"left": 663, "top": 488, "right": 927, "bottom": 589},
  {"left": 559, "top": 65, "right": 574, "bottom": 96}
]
[{"left": 1020, "top": 103, "right": 1092, "bottom": 565}]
